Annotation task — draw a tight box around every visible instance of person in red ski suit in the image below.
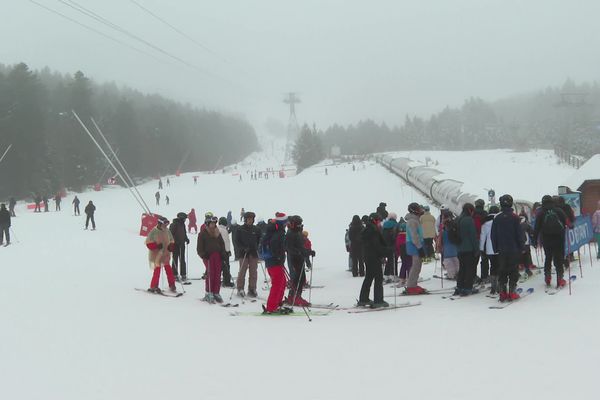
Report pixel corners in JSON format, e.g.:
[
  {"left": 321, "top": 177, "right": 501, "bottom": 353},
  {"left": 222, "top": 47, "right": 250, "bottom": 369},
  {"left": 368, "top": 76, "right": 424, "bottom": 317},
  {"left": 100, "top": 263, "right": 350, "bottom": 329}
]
[
  {"left": 187, "top": 208, "right": 198, "bottom": 233},
  {"left": 263, "top": 212, "right": 291, "bottom": 314}
]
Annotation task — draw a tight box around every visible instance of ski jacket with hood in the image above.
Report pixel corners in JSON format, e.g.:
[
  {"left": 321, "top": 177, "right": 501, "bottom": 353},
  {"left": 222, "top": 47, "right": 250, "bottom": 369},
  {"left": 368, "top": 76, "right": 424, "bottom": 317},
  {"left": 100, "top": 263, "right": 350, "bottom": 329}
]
[
  {"left": 405, "top": 213, "right": 424, "bottom": 256},
  {"left": 491, "top": 207, "right": 525, "bottom": 254}
]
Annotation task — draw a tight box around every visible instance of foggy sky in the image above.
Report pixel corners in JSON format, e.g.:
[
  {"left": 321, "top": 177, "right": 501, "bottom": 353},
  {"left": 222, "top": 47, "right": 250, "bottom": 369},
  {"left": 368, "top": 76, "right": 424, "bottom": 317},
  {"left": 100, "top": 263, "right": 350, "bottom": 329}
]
[{"left": 2, "top": 0, "right": 600, "bottom": 130}]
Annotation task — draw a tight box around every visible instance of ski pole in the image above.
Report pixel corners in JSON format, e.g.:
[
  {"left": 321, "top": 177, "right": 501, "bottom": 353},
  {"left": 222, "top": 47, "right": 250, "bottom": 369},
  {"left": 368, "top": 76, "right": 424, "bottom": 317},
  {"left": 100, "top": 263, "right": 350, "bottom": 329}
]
[
  {"left": 178, "top": 245, "right": 186, "bottom": 294},
  {"left": 308, "top": 256, "right": 314, "bottom": 304},
  {"left": 577, "top": 249, "right": 583, "bottom": 278},
  {"left": 290, "top": 259, "right": 304, "bottom": 308},
  {"left": 589, "top": 243, "right": 593, "bottom": 267},
  {"left": 231, "top": 253, "right": 247, "bottom": 301}
]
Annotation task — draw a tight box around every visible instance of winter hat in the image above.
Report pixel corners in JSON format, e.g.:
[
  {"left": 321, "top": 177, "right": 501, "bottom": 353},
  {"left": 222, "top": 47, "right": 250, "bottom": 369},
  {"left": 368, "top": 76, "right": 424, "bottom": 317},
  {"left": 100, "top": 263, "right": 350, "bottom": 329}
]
[
  {"left": 541, "top": 195, "right": 553, "bottom": 205},
  {"left": 408, "top": 202, "right": 424, "bottom": 216},
  {"left": 475, "top": 199, "right": 485, "bottom": 208},
  {"left": 244, "top": 211, "right": 256, "bottom": 221},
  {"left": 157, "top": 215, "right": 169, "bottom": 225},
  {"left": 177, "top": 212, "right": 187, "bottom": 220},
  {"left": 499, "top": 194, "right": 513, "bottom": 208},
  {"left": 489, "top": 205, "right": 500, "bottom": 214},
  {"left": 275, "top": 212, "right": 287, "bottom": 221},
  {"left": 218, "top": 217, "right": 228, "bottom": 226},
  {"left": 423, "top": 205, "right": 430, "bottom": 212},
  {"left": 388, "top": 212, "right": 397, "bottom": 220},
  {"left": 379, "top": 202, "right": 387, "bottom": 207}
]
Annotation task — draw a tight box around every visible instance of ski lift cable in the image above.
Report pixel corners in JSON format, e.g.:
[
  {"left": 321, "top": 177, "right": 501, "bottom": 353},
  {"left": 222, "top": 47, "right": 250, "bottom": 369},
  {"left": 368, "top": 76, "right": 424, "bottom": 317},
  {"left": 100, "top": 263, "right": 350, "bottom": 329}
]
[
  {"left": 72, "top": 110, "right": 151, "bottom": 215},
  {"left": 28, "top": 0, "right": 166, "bottom": 63},
  {"left": 90, "top": 117, "right": 153, "bottom": 215},
  {"left": 0, "top": 144, "right": 13, "bottom": 164}
]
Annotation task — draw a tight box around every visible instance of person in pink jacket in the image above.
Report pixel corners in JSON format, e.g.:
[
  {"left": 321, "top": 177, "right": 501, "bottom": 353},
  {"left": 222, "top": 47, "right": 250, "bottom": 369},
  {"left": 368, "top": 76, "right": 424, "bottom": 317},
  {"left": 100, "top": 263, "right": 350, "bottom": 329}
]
[{"left": 593, "top": 201, "right": 600, "bottom": 259}]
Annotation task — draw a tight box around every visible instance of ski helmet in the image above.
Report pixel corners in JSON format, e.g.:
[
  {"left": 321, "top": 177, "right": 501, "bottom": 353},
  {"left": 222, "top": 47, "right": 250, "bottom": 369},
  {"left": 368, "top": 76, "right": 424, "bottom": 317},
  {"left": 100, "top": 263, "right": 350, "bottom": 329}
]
[
  {"left": 541, "top": 195, "right": 553, "bottom": 205},
  {"left": 499, "top": 194, "right": 513, "bottom": 208},
  {"left": 177, "top": 212, "right": 187, "bottom": 220},
  {"left": 157, "top": 216, "right": 169, "bottom": 225},
  {"left": 475, "top": 199, "right": 485, "bottom": 208},
  {"left": 489, "top": 205, "right": 500, "bottom": 214},
  {"left": 288, "top": 215, "right": 303, "bottom": 229},
  {"left": 244, "top": 211, "right": 256, "bottom": 222},
  {"left": 218, "top": 217, "right": 228, "bottom": 226},
  {"left": 408, "top": 202, "right": 424, "bottom": 216}
]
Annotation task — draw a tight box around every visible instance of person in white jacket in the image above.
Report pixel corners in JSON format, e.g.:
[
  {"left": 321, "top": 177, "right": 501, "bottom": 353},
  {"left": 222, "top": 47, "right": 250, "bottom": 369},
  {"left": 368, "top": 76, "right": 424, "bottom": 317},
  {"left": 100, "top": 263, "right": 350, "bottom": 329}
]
[
  {"left": 480, "top": 205, "right": 500, "bottom": 294},
  {"left": 218, "top": 217, "right": 234, "bottom": 287}
]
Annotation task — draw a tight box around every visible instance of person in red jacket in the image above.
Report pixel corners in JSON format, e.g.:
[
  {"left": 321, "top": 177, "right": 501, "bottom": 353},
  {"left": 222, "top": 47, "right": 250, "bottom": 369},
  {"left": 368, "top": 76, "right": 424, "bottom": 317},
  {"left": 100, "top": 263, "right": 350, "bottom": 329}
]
[{"left": 187, "top": 208, "right": 198, "bottom": 233}]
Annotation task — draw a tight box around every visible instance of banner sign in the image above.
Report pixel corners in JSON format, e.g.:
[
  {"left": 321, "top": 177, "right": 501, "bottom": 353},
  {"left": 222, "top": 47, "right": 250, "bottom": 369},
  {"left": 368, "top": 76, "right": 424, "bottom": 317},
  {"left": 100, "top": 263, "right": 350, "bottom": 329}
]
[
  {"left": 560, "top": 193, "right": 581, "bottom": 217},
  {"left": 565, "top": 215, "right": 593, "bottom": 251}
]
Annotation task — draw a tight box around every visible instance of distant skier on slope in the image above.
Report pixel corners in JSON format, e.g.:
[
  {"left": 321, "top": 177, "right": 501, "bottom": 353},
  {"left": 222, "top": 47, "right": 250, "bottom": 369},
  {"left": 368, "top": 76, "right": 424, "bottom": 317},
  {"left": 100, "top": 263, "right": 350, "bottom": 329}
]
[
  {"left": 187, "top": 208, "right": 198, "bottom": 233},
  {"left": 145, "top": 216, "right": 177, "bottom": 294},
  {"left": 0, "top": 203, "right": 11, "bottom": 246},
  {"left": 84, "top": 201, "right": 96, "bottom": 230},
  {"left": 72, "top": 196, "right": 80, "bottom": 216}
]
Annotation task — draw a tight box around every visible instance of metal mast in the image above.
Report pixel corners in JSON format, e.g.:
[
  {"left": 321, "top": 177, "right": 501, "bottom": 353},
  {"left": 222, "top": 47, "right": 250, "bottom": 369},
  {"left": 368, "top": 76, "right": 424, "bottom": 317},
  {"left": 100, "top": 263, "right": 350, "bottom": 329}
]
[{"left": 283, "top": 92, "right": 300, "bottom": 164}]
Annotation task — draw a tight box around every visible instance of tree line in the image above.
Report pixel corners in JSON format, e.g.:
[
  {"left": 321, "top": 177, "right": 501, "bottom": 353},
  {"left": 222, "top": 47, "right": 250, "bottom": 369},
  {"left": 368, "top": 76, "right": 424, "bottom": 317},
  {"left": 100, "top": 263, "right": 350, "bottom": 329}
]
[
  {"left": 0, "top": 62, "right": 258, "bottom": 200},
  {"left": 321, "top": 79, "right": 600, "bottom": 157}
]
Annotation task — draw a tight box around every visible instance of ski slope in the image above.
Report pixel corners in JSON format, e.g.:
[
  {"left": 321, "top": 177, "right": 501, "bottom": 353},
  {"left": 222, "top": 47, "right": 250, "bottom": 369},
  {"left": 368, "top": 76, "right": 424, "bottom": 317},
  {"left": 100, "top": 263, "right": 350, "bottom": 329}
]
[{"left": 1, "top": 144, "right": 598, "bottom": 400}]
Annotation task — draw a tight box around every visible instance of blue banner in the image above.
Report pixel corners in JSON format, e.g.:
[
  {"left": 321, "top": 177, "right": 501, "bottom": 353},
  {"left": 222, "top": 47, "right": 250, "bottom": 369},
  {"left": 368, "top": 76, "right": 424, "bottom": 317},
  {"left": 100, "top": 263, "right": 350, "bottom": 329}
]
[{"left": 565, "top": 215, "right": 594, "bottom": 251}]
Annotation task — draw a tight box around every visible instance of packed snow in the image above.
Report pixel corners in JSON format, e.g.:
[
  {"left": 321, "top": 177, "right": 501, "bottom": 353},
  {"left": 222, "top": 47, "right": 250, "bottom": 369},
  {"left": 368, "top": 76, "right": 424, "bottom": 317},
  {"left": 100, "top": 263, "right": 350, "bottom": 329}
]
[{"left": 1, "top": 143, "right": 598, "bottom": 400}]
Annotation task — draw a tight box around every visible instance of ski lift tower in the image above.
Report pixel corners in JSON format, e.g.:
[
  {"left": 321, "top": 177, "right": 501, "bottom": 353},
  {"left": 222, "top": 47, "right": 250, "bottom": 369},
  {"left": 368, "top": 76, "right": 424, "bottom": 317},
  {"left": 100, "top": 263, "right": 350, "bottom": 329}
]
[{"left": 283, "top": 92, "right": 301, "bottom": 164}]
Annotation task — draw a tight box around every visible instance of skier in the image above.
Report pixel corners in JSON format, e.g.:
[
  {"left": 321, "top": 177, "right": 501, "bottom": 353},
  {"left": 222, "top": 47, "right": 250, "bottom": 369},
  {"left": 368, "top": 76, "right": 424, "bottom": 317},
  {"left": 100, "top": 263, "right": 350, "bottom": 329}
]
[
  {"left": 158, "top": 178, "right": 163, "bottom": 190},
  {"left": 302, "top": 230, "right": 315, "bottom": 270},
  {"left": 240, "top": 207, "right": 245, "bottom": 222},
  {"left": 440, "top": 214, "right": 460, "bottom": 280},
  {"left": 284, "top": 215, "right": 312, "bottom": 306},
  {"left": 358, "top": 213, "right": 388, "bottom": 307},
  {"left": 226, "top": 210, "right": 233, "bottom": 227},
  {"left": 533, "top": 195, "right": 567, "bottom": 288},
  {"left": 519, "top": 212, "right": 535, "bottom": 278},
  {"left": 187, "top": 208, "right": 198, "bottom": 234},
  {"left": 197, "top": 216, "right": 226, "bottom": 303},
  {"left": 348, "top": 215, "right": 365, "bottom": 277},
  {"left": 0, "top": 203, "right": 11, "bottom": 246},
  {"left": 455, "top": 203, "right": 479, "bottom": 296},
  {"left": 474, "top": 199, "right": 489, "bottom": 283},
  {"left": 382, "top": 212, "right": 398, "bottom": 282},
  {"left": 84, "top": 201, "right": 96, "bottom": 230},
  {"left": 491, "top": 195, "right": 526, "bottom": 301},
  {"left": 405, "top": 203, "right": 427, "bottom": 295},
  {"left": 593, "top": 201, "right": 600, "bottom": 259},
  {"left": 166, "top": 178, "right": 170, "bottom": 187},
  {"left": 376, "top": 202, "right": 388, "bottom": 220},
  {"left": 420, "top": 205, "right": 436, "bottom": 262},
  {"left": 395, "top": 217, "right": 412, "bottom": 286},
  {"left": 169, "top": 212, "right": 190, "bottom": 281},
  {"left": 480, "top": 205, "right": 500, "bottom": 293},
  {"left": 218, "top": 217, "right": 234, "bottom": 287},
  {"left": 193, "top": 176, "right": 197, "bottom": 185},
  {"left": 8, "top": 197, "right": 16, "bottom": 217},
  {"left": 54, "top": 193, "right": 61, "bottom": 211},
  {"left": 72, "top": 196, "right": 80, "bottom": 216},
  {"left": 235, "top": 211, "right": 261, "bottom": 297},
  {"left": 34, "top": 194, "right": 41, "bottom": 213},
  {"left": 262, "top": 213, "right": 290, "bottom": 314},
  {"left": 165, "top": 195, "right": 170, "bottom": 206},
  {"left": 155, "top": 191, "right": 160, "bottom": 206},
  {"left": 145, "top": 215, "right": 177, "bottom": 294},
  {"left": 43, "top": 195, "right": 49, "bottom": 212}
]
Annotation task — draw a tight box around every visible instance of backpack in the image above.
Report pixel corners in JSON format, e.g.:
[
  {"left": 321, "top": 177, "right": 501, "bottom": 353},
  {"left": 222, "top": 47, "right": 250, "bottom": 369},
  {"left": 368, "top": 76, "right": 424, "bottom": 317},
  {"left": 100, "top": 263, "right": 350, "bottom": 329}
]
[
  {"left": 446, "top": 218, "right": 461, "bottom": 245},
  {"left": 258, "top": 224, "right": 274, "bottom": 260},
  {"left": 542, "top": 209, "right": 564, "bottom": 235}
]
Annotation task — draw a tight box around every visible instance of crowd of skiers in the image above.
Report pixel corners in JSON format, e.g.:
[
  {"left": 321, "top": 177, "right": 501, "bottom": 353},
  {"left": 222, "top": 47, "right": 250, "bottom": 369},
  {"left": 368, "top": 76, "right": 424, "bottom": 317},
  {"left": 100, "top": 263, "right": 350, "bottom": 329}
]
[
  {"left": 144, "top": 209, "right": 316, "bottom": 314},
  {"left": 346, "top": 194, "right": 599, "bottom": 307}
]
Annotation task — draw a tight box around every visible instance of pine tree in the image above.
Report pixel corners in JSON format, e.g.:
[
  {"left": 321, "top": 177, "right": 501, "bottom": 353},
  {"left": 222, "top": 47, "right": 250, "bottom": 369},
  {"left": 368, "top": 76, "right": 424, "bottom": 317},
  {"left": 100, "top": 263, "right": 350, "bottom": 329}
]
[{"left": 292, "top": 124, "right": 325, "bottom": 173}]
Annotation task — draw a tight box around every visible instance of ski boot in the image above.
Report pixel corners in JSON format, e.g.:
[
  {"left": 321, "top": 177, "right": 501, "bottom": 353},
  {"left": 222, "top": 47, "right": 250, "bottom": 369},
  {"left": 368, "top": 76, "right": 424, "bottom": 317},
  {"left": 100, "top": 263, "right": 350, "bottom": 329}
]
[
  {"left": 213, "top": 293, "right": 224, "bottom": 303},
  {"left": 490, "top": 276, "right": 498, "bottom": 295},
  {"left": 169, "top": 285, "right": 177, "bottom": 293},
  {"left": 222, "top": 280, "right": 235, "bottom": 288},
  {"left": 356, "top": 299, "right": 373, "bottom": 307},
  {"left": 499, "top": 292, "right": 509, "bottom": 302},
  {"left": 237, "top": 289, "right": 246, "bottom": 298},
  {"left": 202, "top": 293, "right": 215, "bottom": 304},
  {"left": 544, "top": 275, "right": 552, "bottom": 287},
  {"left": 405, "top": 286, "right": 427, "bottom": 295},
  {"left": 371, "top": 301, "right": 390, "bottom": 308},
  {"left": 247, "top": 289, "right": 258, "bottom": 298},
  {"left": 557, "top": 277, "right": 567, "bottom": 288},
  {"left": 509, "top": 291, "right": 520, "bottom": 301},
  {"left": 148, "top": 287, "right": 162, "bottom": 294}
]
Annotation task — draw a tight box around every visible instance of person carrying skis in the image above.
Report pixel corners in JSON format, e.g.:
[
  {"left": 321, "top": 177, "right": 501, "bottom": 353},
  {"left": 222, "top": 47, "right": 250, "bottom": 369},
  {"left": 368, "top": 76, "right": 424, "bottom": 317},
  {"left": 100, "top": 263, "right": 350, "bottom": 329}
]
[
  {"left": 262, "top": 213, "right": 290, "bottom": 314},
  {"left": 84, "top": 201, "right": 96, "bottom": 230},
  {"left": 145, "top": 216, "right": 177, "bottom": 294},
  {"left": 533, "top": 195, "right": 567, "bottom": 288},
  {"left": 593, "top": 201, "right": 600, "bottom": 259},
  {"left": 8, "top": 197, "right": 16, "bottom": 217},
  {"left": 0, "top": 203, "right": 11, "bottom": 246},
  {"left": 358, "top": 213, "right": 388, "bottom": 307},
  {"left": 235, "top": 211, "right": 261, "bottom": 297},
  {"left": 54, "top": 193, "right": 62, "bottom": 211},
  {"left": 197, "top": 216, "right": 226, "bottom": 303},
  {"left": 187, "top": 208, "right": 198, "bottom": 233},
  {"left": 155, "top": 191, "right": 160, "bottom": 206},
  {"left": 480, "top": 205, "right": 500, "bottom": 294},
  {"left": 72, "top": 196, "right": 80, "bottom": 216},
  {"left": 405, "top": 203, "right": 427, "bottom": 295},
  {"left": 218, "top": 217, "right": 234, "bottom": 287},
  {"left": 284, "top": 215, "right": 312, "bottom": 306},
  {"left": 491, "top": 195, "right": 526, "bottom": 302},
  {"left": 382, "top": 212, "right": 399, "bottom": 283},
  {"left": 169, "top": 212, "right": 190, "bottom": 281},
  {"left": 420, "top": 205, "right": 436, "bottom": 262}
]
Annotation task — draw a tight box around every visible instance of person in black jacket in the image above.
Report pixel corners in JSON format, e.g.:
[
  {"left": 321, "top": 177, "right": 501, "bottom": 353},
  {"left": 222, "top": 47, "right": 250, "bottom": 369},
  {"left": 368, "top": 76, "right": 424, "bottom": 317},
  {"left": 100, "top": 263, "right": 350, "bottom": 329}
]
[
  {"left": 170, "top": 212, "right": 190, "bottom": 281},
  {"left": 8, "top": 197, "right": 16, "bottom": 217},
  {"left": 491, "top": 194, "right": 526, "bottom": 302},
  {"left": 0, "top": 203, "right": 11, "bottom": 245},
  {"left": 376, "top": 202, "right": 388, "bottom": 220},
  {"left": 234, "top": 211, "right": 261, "bottom": 297},
  {"left": 84, "top": 201, "right": 96, "bottom": 230},
  {"left": 348, "top": 215, "right": 365, "bottom": 277},
  {"left": 533, "top": 195, "right": 567, "bottom": 288},
  {"left": 358, "top": 213, "right": 389, "bottom": 308},
  {"left": 284, "top": 215, "right": 311, "bottom": 306},
  {"left": 72, "top": 196, "right": 80, "bottom": 216}
]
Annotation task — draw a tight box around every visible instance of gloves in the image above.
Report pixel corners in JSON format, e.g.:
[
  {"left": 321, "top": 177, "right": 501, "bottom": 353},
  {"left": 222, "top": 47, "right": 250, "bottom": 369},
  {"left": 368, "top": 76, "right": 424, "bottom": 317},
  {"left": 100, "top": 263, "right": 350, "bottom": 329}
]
[
  {"left": 418, "top": 248, "right": 425, "bottom": 258},
  {"left": 146, "top": 242, "right": 163, "bottom": 250},
  {"left": 310, "top": 250, "right": 316, "bottom": 257},
  {"left": 185, "top": 238, "right": 190, "bottom": 244},
  {"left": 167, "top": 243, "right": 176, "bottom": 252}
]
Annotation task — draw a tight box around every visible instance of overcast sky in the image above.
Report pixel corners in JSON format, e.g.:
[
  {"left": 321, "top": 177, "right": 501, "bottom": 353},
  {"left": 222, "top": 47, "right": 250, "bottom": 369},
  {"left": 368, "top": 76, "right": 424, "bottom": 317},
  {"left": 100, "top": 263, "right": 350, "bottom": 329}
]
[{"left": 2, "top": 0, "right": 600, "bottom": 130}]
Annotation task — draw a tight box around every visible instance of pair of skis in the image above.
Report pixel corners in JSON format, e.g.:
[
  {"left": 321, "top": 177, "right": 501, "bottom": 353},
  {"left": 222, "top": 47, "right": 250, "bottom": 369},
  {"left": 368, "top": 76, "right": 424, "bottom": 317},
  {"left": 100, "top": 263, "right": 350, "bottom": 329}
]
[
  {"left": 545, "top": 275, "right": 577, "bottom": 295},
  {"left": 134, "top": 288, "right": 183, "bottom": 298}
]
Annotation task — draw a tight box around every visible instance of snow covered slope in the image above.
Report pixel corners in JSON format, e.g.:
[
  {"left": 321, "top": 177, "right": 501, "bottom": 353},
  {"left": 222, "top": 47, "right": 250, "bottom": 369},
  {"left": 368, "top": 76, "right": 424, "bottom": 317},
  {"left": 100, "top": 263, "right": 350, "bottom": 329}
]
[{"left": 1, "top": 147, "right": 598, "bottom": 400}]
